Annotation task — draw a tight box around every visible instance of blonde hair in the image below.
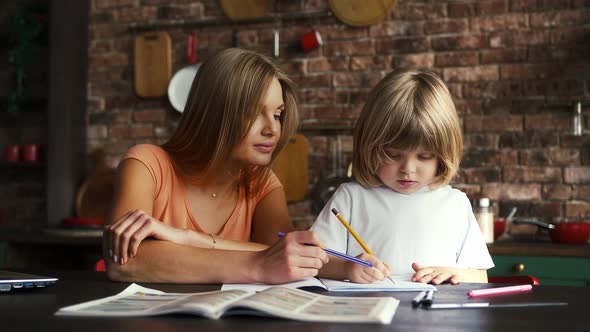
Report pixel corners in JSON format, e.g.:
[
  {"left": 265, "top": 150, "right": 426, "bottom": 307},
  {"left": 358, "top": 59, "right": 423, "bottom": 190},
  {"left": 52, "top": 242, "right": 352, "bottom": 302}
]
[
  {"left": 353, "top": 68, "right": 462, "bottom": 189},
  {"left": 162, "top": 48, "right": 298, "bottom": 196}
]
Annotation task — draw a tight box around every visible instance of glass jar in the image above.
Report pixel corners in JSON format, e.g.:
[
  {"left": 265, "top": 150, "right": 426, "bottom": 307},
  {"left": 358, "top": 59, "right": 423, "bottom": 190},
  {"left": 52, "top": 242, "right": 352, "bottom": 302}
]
[{"left": 474, "top": 198, "right": 494, "bottom": 244}]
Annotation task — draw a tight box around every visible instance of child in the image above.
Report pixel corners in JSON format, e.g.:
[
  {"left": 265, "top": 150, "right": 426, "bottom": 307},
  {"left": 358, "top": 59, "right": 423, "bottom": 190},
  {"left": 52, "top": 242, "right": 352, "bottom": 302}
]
[
  {"left": 104, "top": 48, "right": 328, "bottom": 284},
  {"left": 312, "top": 68, "right": 493, "bottom": 285}
]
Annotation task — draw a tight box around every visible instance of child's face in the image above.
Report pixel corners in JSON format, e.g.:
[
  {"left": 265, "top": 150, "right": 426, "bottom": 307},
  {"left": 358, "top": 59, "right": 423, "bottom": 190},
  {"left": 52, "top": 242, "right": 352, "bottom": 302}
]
[
  {"left": 377, "top": 146, "right": 438, "bottom": 194},
  {"left": 229, "top": 78, "right": 284, "bottom": 168}
]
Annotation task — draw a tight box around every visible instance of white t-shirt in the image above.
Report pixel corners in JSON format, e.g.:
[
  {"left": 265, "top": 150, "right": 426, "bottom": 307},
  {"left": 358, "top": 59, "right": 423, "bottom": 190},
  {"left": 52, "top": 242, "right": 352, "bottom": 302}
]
[{"left": 310, "top": 182, "right": 494, "bottom": 275}]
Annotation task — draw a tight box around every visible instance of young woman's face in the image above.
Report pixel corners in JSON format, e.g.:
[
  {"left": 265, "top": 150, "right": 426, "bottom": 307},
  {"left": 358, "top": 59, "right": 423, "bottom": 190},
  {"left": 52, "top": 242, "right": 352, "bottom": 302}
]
[
  {"left": 230, "top": 78, "right": 284, "bottom": 168},
  {"left": 377, "top": 147, "right": 439, "bottom": 194}
]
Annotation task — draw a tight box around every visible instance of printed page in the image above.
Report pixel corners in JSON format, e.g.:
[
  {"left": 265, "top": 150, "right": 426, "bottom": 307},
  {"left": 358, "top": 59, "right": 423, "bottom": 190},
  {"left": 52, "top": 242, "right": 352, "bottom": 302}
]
[
  {"left": 229, "top": 287, "right": 399, "bottom": 324},
  {"left": 221, "top": 277, "right": 327, "bottom": 292},
  {"left": 319, "top": 275, "right": 437, "bottom": 292},
  {"left": 55, "top": 283, "right": 253, "bottom": 318}
]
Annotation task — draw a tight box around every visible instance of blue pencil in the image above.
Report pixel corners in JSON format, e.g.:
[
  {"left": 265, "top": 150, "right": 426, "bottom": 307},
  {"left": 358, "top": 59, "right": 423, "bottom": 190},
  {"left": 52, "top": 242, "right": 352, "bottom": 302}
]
[{"left": 277, "top": 232, "right": 373, "bottom": 268}]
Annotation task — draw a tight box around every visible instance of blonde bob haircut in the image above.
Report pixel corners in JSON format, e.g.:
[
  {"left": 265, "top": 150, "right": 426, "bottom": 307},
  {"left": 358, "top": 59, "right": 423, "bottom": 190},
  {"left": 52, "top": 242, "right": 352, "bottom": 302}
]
[
  {"left": 162, "top": 48, "right": 299, "bottom": 197},
  {"left": 353, "top": 68, "right": 462, "bottom": 189}
]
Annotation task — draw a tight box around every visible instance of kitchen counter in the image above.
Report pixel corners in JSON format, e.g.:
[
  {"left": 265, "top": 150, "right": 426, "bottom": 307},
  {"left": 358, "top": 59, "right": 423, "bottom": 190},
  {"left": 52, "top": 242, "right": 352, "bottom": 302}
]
[{"left": 488, "top": 240, "right": 590, "bottom": 258}]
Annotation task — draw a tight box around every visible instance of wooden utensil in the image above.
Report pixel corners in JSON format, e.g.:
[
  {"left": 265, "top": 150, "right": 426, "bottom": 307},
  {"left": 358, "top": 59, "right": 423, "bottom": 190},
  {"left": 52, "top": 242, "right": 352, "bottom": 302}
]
[
  {"left": 273, "top": 134, "right": 309, "bottom": 202},
  {"left": 328, "top": 0, "right": 397, "bottom": 26},
  {"left": 220, "top": 0, "right": 272, "bottom": 21},
  {"left": 134, "top": 31, "right": 172, "bottom": 98}
]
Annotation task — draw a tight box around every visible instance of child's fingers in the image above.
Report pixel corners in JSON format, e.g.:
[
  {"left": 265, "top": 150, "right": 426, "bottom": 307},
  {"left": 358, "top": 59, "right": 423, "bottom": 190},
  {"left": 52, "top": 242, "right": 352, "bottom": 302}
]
[{"left": 430, "top": 272, "right": 451, "bottom": 285}]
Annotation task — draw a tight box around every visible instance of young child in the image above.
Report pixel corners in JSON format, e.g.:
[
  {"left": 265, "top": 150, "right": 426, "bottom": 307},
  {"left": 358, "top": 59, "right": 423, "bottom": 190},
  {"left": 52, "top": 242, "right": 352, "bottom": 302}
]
[
  {"left": 104, "top": 48, "right": 328, "bottom": 284},
  {"left": 312, "top": 68, "right": 494, "bottom": 285}
]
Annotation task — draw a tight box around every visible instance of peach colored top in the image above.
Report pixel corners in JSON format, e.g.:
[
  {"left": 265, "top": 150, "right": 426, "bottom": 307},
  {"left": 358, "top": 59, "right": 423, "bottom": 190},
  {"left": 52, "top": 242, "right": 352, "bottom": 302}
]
[{"left": 123, "top": 144, "right": 282, "bottom": 241}]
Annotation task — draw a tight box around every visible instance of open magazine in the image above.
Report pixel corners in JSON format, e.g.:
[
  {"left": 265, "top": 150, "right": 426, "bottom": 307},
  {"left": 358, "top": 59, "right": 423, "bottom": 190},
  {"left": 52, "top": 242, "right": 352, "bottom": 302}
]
[
  {"left": 222, "top": 276, "right": 437, "bottom": 292},
  {"left": 55, "top": 283, "right": 399, "bottom": 324}
]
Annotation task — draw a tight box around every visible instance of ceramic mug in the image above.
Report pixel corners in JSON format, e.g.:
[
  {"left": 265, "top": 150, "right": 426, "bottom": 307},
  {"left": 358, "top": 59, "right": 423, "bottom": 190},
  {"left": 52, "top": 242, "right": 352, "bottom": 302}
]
[
  {"left": 3, "top": 145, "right": 20, "bottom": 162},
  {"left": 21, "top": 144, "right": 40, "bottom": 162},
  {"left": 300, "top": 30, "right": 323, "bottom": 52}
]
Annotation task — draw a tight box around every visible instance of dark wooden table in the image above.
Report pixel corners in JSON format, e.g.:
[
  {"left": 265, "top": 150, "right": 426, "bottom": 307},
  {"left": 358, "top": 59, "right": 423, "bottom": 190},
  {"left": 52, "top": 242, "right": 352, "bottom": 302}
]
[{"left": 2, "top": 271, "right": 589, "bottom": 332}]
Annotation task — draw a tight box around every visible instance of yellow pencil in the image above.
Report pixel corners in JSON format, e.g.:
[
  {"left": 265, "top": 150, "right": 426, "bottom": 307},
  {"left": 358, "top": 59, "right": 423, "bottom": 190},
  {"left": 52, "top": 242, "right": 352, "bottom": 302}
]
[{"left": 331, "top": 208, "right": 396, "bottom": 284}]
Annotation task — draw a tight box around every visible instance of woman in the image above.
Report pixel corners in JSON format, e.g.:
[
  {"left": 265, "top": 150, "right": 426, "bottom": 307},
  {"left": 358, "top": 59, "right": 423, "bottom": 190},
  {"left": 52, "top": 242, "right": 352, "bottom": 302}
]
[{"left": 104, "top": 48, "right": 327, "bottom": 284}]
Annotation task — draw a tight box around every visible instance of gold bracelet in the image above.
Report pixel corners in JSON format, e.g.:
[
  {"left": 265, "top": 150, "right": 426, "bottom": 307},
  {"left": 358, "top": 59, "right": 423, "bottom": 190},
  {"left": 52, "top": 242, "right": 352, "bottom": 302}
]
[{"left": 209, "top": 233, "right": 216, "bottom": 249}]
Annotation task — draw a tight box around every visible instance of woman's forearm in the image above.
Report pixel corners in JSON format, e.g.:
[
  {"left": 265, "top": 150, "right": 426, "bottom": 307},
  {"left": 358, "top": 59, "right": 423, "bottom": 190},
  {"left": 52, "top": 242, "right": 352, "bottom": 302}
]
[
  {"left": 180, "top": 229, "right": 268, "bottom": 251},
  {"left": 106, "top": 239, "right": 264, "bottom": 283}
]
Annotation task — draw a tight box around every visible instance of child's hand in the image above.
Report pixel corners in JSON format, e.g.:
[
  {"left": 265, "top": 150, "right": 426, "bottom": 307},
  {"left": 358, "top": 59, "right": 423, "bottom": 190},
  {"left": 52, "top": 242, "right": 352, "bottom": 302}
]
[
  {"left": 411, "top": 262, "right": 462, "bottom": 285},
  {"left": 346, "top": 253, "right": 391, "bottom": 284}
]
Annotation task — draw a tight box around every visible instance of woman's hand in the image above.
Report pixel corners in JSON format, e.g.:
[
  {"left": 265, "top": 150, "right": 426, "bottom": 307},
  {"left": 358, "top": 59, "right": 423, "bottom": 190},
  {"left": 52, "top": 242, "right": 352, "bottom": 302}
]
[
  {"left": 345, "top": 253, "right": 391, "bottom": 284},
  {"left": 252, "top": 231, "right": 329, "bottom": 284},
  {"left": 105, "top": 209, "right": 186, "bottom": 265}
]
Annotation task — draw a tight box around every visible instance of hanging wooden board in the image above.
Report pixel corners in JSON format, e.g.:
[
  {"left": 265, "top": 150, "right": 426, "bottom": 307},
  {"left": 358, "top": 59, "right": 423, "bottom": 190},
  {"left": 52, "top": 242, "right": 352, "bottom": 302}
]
[
  {"left": 328, "top": 0, "right": 397, "bottom": 27},
  {"left": 220, "top": 0, "right": 272, "bottom": 21},
  {"left": 273, "top": 134, "right": 309, "bottom": 202},
  {"left": 134, "top": 31, "right": 172, "bottom": 98}
]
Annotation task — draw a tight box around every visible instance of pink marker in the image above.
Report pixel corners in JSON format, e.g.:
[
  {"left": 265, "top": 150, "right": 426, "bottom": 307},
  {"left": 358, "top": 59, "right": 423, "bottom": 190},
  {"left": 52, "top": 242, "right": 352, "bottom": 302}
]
[{"left": 467, "top": 284, "right": 533, "bottom": 298}]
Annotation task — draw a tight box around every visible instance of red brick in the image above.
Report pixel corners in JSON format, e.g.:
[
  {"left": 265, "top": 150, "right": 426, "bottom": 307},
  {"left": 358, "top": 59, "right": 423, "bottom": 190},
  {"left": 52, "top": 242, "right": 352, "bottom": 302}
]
[
  {"left": 322, "top": 26, "right": 368, "bottom": 41},
  {"left": 504, "top": 166, "right": 562, "bottom": 183},
  {"left": 464, "top": 134, "right": 499, "bottom": 149},
  {"left": 530, "top": 10, "right": 589, "bottom": 28},
  {"left": 551, "top": 27, "right": 590, "bottom": 45},
  {"left": 87, "top": 97, "right": 106, "bottom": 113},
  {"left": 110, "top": 125, "right": 130, "bottom": 138},
  {"left": 89, "top": 53, "right": 128, "bottom": 67},
  {"left": 435, "top": 52, "right": 478, "bottom": 67},
  {"left": 561, "top": 134, "right": 590, "bottom": 148},
  {"left": 524, "top": 114, "right": 571, "bottom": 130},
  {"left": 463, "top": 149, "right": 519, "bottom": 167},
  {"left": 444, "top": 65, "right": 499, "bottom": 82},
  {"left": 463, "top": 81, "right": 522, "bottom": 99},
  {"left": 573, "top": 185, "right": 590, "bottom": 200},
  {"left": 154, "top": 126, "right": 172, "bottom": 139},
  {"left": 301, "top": 88, "right": 333, "bottom": 105},
  {"left": 424, "top": 19, "right": 469, "bottom": 35},
  {"left": 481, "top": 183, "right": 542, "bottom": 201},
  {"left": 500, "top": 64, "right": 554, "bottom": 80},
  {"left": 298, "top": 74, "right": 331, "bottom": 88},
  {"left": 543, "top": 185, "right": 573, "bottom": 200},
  {"left": 392, "top": 53, "right": 434, "bottom": 68},
  {"left": 333, "top": 72, "right": 362, "bottom": 88},
  {"left": 463, "top": 167, "right": 502, "bottom": 183},
  {"left": 431, "top": 35, "right": 487, "bottom": 51},
  {"left": 133, "top": 109, "right": 166, "bottom": 122},
  {"left": 111, "top": 6, "right": 158, "bottom": 22},
  {"left": 305, "top": 57, "right": 331, "bottom": 73},
  {"left": 471, "top": 14, "right": 529, "bottom": 32},
  {"left": 549, "top": 149, "right": 581, "bottom": 165},
  {"left": 369, "top": 21, "right": 423, "bottom": 37},
  {"left": 130, "top": 124, "right": 153, "bottom": 138},
  {"left": 157, "top": 3, "right": 204, "bottom": 20},
  {"left": 308, "top": 106, "right": 345, "bottom": 120},
  {"left": 93, "top": 0, "right": 138, "bottom": 9},
  {"left": 464, "top": 115, "right": 522, "bottom": 131},
  {"left": 349, "top": 89, "right": 370, "bottom": 105},
  {"left": 376, "top": 37, "right": 429, "bottom": 54},
  {"left": 110, "top": 109, "right": 132, "bottom": 124},
  {"left": 333, "top": 90, "right": 349, "bottom": 104},
  {"left": 448, "top": 2, "right": 476, "bottom": 17},
  {"left": 447, "top": 83, "right": 462, "bottom": 99},
  {"left": 392, "top": 2, "right": 447, "bottom": 20},
  {"left": 510, "top": 0, "right": 538, "bottom": 11},
  {"left": 350, "top": 56, "right": 392, "bottom": 71},
  {"left": 477, "top": 0, "right": 508, "bottom": 15},
  {"left": 324, "top": 40, "right": 374, "bottom": 57},
  {"left": 489, "top": 30, "right": 549, "bottom": 48},
  {"left": 565, "top": 201, "right": 590, "bottom": 218},
  {"left": 564, "top": 167, "right": 590, "bottom": 183},
  {"left": 529, "top": 201, "right": 563, "bottom": 220},
  {"left": 453, "top": 184, "right": 482, "bottom": 197},
  {"left": 480, "top": 48, "right": 528, "bottom": 64},
  {"left": 87, "top": 125, "right": 108, "bottom": 139}
]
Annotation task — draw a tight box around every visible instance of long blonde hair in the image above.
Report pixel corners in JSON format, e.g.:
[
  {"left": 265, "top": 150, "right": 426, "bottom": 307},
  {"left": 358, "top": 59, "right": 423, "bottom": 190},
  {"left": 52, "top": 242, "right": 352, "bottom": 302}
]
[
  {"left": 353, "top": 68, "right": 462, "bottom": 189},
  {"left": 163, "top": 48, "right": 298, "bottom": 196}
]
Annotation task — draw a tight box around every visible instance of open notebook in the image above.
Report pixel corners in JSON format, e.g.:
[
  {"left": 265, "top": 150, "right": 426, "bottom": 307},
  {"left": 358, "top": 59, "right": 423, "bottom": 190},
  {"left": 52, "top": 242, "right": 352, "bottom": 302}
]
[{"left": 222, "top": 276, "right": 436, "bottom": 292}]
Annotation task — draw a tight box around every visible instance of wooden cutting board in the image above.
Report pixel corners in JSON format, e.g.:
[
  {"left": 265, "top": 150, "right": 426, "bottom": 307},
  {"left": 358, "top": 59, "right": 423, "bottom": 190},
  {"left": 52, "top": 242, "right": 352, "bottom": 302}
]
[
  {"left": 273, "top": 134, "right": 309, "bottom": 202},
  {"left": 134, "top": 31, "right": 172, "bottom": 97},
  {"left": 328, "top": 0, "right": 397, "bottom": 26}
]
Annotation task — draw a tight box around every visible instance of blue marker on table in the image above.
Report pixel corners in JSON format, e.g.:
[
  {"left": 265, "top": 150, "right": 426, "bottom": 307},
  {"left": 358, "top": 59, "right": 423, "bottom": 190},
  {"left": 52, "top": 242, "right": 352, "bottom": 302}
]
[{"left": 277, "top": 232, "right": 373, "bottom": 268}]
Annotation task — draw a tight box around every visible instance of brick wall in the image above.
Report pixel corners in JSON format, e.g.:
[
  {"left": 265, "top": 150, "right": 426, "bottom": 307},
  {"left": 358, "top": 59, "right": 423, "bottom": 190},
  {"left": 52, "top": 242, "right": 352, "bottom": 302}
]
[{"left": 87, "top": 0, "right": 590, "bottom": 228}]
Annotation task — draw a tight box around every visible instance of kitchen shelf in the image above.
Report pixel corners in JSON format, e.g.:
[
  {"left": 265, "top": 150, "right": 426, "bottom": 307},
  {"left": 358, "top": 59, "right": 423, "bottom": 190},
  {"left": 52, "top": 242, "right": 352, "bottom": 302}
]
[{"left": 128, "top": 10, "right": 333, "bottom": 32}]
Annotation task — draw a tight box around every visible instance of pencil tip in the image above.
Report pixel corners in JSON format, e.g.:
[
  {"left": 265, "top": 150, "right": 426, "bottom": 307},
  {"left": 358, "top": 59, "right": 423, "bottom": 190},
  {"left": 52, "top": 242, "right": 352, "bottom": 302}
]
[{"left": 331, "top": 208, "right": 339, "bottom": 215}]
